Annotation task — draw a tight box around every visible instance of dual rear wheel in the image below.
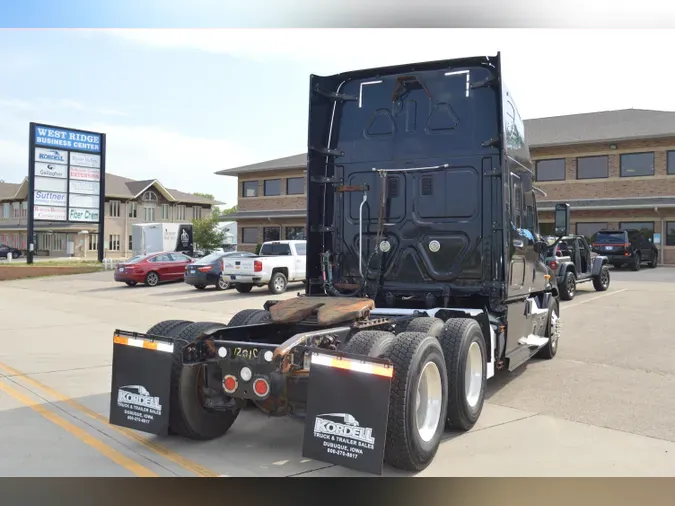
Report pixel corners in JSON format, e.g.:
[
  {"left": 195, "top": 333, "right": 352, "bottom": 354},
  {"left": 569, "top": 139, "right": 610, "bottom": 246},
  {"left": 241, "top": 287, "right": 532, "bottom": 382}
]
[{"left": 343, "top": 317, "right": 487, "bottom": 471}]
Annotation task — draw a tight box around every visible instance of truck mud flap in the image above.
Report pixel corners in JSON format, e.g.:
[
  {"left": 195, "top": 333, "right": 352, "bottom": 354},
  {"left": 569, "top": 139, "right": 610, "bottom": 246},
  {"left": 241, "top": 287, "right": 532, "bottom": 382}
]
[
  {"left": 109, "top": 331, "right": 174, "bottom": 436},
  {"left": 302, "top": 349, "right": 393, "bottom": 475}
]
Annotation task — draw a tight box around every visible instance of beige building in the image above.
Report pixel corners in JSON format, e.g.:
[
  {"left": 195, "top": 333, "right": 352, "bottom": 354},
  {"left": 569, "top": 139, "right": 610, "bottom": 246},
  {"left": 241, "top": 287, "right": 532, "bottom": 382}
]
[
  {"left": 217, "top": 108, "right": 675, "bottom": 264},
  {"left": 216, "top": 154, "right": 307, "bottom": 252},
  {"left": 0, "top": 173, "right": 221, "bottom": 258}
]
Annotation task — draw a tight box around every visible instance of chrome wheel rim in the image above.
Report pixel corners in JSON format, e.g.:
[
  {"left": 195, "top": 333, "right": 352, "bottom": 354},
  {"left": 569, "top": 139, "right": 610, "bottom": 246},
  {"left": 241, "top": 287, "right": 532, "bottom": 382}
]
[
  {"left": 274, "top": 276, "right": 285, "bottom": 292},
  {"left": 218, "top": 279, "right": 229, "bottom": 289},
  {"left": 601, "top": 270, "right": 609, "bottom": 287},
  {"left": 464, "top": 341, "right": 483, "bottom": 408},
  {"left": 567, "top": 277, "right": 575, "bottom": 296},
  {"left": 550, "top": 310, "right": 560, "bottom": 350},
  {"left": 414, "top": 361, "right": 443, "bottom": 443},
  {"left": 147, "top": 273, "right": 158, "bottom": 285}
]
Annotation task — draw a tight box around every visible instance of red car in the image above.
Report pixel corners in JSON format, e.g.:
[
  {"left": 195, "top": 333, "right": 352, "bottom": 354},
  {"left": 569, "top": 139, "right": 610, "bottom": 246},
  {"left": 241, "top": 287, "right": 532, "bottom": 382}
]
[{"left": 114, "top": 252, "right": 194, "bottom": 287}]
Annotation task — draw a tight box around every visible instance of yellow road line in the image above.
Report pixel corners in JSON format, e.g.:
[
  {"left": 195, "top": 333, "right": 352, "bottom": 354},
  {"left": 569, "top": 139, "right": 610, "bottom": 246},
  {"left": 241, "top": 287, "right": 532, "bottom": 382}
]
[
  {"left": 0, "top": 379, "right": 157, "bottom": 477},
  {"left": 0, "top": 362, "right": 219, "bottom": 478}
]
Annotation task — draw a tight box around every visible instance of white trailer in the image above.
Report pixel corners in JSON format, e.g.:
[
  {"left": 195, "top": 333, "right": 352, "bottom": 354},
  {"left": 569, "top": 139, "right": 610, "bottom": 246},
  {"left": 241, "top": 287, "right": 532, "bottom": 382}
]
[{"left": 131, "top": 222, "right": 194, "bottom": 257}]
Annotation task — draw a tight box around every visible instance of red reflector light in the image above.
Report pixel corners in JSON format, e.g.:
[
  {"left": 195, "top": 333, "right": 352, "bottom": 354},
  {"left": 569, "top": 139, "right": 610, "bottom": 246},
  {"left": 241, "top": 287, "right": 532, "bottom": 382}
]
[
  {"left": 549, "top": 260, "right": 558, "bottom": 270},
  {"left": 253, "top": 378, "right": 270, "bottom": 397},
  {"left": 254, "top": 260, "right": 263, "bottom": 272},
  {"left": 223, "top": 375, "right": 238, "bottom": 394}
]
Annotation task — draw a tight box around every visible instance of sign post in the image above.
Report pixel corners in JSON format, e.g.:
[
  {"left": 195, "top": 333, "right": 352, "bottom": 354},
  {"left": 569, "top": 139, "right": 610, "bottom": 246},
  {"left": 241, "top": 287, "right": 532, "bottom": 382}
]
[{"left": 27, "top": 123, "right": 106, "bottom": 264}]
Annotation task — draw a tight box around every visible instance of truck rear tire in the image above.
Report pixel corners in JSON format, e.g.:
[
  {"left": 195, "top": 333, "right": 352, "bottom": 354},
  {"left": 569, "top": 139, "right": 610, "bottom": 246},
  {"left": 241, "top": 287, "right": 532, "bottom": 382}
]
[
  {"left": 146, "top": 319, "right": 194, "bottom": 339},
  {"left": 235, "top": 283, "right": 253, "bottom": 293},
  {"left": 268, "top": 272, "right": 288, "bottom": 294},
  {"left": 383, "top": 332, "right": 448, "bottom": 472},
  {"left": 401, "top": 317, "right": 444, "bottom": 338},
  {"left": 169, "top": 321, "right": 241, "bottom": 440},
  {"left": 592, "top": 266, "right": 610, "bottom": 292},
  {"left": 228, "top": 309, "right": 272, "bottom": 327},
  {"left": 559, "top": 271, "right": 576, "bottom": 300},
  {"left": 342, "top": 330, "right": 395, "bottom": 358},
  {"left": 439, "top": 318, "right": 486, "bottom": 432}
]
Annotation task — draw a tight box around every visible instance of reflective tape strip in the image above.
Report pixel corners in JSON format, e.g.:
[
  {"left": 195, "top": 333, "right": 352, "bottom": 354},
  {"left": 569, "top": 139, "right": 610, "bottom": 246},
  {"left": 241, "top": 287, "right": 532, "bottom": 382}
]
[
  {"left": 311, "top": 352, "right": 393, "bottom": 378},
  {"left": 113, "top": 335, "right": 174, "bottom": 353}
]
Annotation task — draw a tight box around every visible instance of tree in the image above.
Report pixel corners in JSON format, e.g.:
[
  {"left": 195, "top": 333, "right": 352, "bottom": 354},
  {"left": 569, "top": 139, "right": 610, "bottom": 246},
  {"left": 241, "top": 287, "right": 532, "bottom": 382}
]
[
  {"left": 193, "top": 191, "right": 215, "bottom": 200},
  {"left": 192, "top": 212, "right": 224, "bottom": 252},
  {"left": 220, "top": 205, "right": 237, "bottom": 216}
]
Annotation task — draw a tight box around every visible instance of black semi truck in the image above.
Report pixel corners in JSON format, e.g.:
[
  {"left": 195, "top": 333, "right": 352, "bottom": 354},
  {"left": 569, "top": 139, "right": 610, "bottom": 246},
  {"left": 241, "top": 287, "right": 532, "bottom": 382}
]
[{"left": 109, "top": 53, "right": 571, "bottom": 474}]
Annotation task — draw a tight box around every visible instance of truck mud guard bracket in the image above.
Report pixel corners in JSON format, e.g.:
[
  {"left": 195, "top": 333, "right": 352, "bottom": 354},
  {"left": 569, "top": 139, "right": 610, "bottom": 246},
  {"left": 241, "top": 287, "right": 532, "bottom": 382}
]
[{"left": 309, "top": 145, "right": 344, "bottom": 157}]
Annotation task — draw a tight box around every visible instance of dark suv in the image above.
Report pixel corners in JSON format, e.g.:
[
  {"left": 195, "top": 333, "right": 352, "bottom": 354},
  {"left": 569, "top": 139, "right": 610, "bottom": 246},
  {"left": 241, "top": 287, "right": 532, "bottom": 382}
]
[{"left": 591, "top": 229, "right": 658, "bottom": 270}]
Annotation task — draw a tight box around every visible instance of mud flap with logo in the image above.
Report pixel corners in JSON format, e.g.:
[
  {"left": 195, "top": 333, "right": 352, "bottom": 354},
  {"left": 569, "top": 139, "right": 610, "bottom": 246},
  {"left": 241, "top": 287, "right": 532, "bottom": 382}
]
[
  {"left": 302, "top": 349, "right": 393, "bottom": 475},
  {"left": 108, "top": 333, "right": 174, "bottom": 436}
]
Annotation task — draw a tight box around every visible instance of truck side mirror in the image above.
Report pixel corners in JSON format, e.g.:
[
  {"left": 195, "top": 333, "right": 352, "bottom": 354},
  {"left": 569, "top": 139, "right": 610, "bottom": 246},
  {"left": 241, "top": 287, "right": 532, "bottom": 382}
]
[{"left": 554, "top": 203, "right": 571, "bottom": 237}]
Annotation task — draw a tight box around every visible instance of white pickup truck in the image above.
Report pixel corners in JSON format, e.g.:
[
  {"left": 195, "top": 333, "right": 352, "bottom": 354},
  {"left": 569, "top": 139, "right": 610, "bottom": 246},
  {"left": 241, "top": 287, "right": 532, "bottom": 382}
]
[{"left": 221, "top": 240, "right": 306, "bottom": 294}]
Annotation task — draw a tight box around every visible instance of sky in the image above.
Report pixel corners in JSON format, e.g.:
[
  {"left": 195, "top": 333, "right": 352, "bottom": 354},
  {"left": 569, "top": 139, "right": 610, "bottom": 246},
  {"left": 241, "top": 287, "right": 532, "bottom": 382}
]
[{"left": 1, "top": 27, "right": 675, "bottom": 208}]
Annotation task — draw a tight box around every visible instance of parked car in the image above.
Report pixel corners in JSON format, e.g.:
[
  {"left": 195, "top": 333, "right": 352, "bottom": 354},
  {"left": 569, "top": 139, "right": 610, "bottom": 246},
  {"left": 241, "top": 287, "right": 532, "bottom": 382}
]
[
  {"left": 591, "top": 228, "right": 658, "bottom": 270},
  {"left": 221, "top": 240, "right": 306, "bottom": 294},
  {"left": 114, "top": 252, "right": 194, "bottom": 287},
  {"left": 0, "top": 244, "right": 22, "bottom": 259},
  {"left": 544, "top": 234, "right": 610, "bottom": 300},
  {"left": 184, "top": 250, "right": 256, "bottom": 291}
]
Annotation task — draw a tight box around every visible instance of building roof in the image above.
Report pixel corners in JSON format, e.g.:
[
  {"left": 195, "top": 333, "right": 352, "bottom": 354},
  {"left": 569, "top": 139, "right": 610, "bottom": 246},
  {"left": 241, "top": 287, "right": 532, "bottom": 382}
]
[
  {"left": 216, "top": 153, "right": 306, "bottom": 176},
  {"left": 538, "top": 196, "right": 675, "bottom": 211},
  {"left": 0, "top": 173, "right": 223, "bottom": 205},
  {"left": 216, "top": 109, "right": 675, "bottom": 175},
  {"left": 524, "top": 108, "right": 675, "bottom": 148}
]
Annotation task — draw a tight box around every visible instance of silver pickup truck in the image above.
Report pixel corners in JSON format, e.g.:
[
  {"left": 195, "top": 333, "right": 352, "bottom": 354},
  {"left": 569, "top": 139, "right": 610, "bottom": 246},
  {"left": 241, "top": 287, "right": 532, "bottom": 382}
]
[{"left": 221, "top": 240, "right": 306, "bottom": 294}]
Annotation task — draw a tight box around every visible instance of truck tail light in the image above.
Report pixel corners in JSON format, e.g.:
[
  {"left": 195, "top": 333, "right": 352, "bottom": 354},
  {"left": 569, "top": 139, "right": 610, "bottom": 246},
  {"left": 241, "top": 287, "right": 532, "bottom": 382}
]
[
  {"left": 253, "top": 378, "right": 270, "bottom": 397},
  {"left": 223, "top": 375, "right": 238, "bottom": 394},
  {"left": 254, "top": 260, "right": 263, "bottom": 272}
]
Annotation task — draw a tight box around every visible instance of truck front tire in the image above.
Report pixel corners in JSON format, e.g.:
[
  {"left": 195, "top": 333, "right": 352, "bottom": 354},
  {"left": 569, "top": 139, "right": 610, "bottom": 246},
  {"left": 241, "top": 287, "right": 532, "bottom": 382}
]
[
  {"left": 439, "top": 318, "right": 487, "bottom": 432},
  {"left": 169, "top": 321, "right": 241, "bottom": 440},
  {"left": 535, "top": 298, "right": 560, "bottom": 359},
  {"left": 383, "top": 331, "right": 448, "bottom": 472}
]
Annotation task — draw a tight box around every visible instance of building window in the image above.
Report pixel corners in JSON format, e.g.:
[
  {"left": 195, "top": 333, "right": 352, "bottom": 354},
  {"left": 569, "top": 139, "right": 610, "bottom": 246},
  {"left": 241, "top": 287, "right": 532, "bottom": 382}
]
[
  {"left": 286, "top": 177, "right": 304, "bottom": 195},
  {"left": 128, "top": 202, "right": 137, "bottom": 218},
  {"left": 54, "top": 234, "right": 66, "bottom": 251},
  {"left": 666, "top": 221, "right": 675, "bottom": 246},
  {"left": 620, "top": 152, "right": 654, "bottom": 177},
  {"left": 619, "top": 221, "right": 654, "bottom": 242},
  {"left": 88, "top": 234, "right": 99, "bottom": 251},
  {"left": 161, "top": 204, "right": 170, "bottom": 220},
  {"left": 2, "top": 203, "right": 9, "bottom": 219},
  {"left": 264, "top": 179, "right": 282, "bottom": 196},
  {"left": 21, "top": 201, "right": 27, "bottom": 218},
  {"left": 577, "top": 155, "right": 609, "bottom": 179},
  {"left": 193, "top": 207, "right": 202, "bottom": 220},
  {"left": 285, "top": 226, "right": 306, "bottom": 240},
  {"left": 263, "top": 227, "right": 281, "bottom": 242},
  {"left": 144, "top": 206, "right": 155, "bottom": 222},
  {"left": 12, "top": 202, "right": 20, "bottom": 218},
  {"left": 142, "top": 190, "right": 158, "bottom": 202},
  {"left": 109, "top": 234, "right": 121, "bottom": 251},
  {"left": 242, "top": 181, "right": 258, "bottom": 197},
  {"left": 539, "top": 222, "right": 554, "bottom": 236},
  {"left": 109, "top": 200, "right": 120, "bottom": 217},
  {"left": 175, "top": 205, "right": 186, "bottom": 220},
  {"left": 37, "top": 233, "right": 52, "bottom": 251},
  {"left": 668, "top": 151, "right": 675, "bottom": 175},
  {"left": 576, "top": 222, "right": 608, "bottom": 243},
  {"left": 535, "top": 159, "right": 566, "bottom": 181},
  {"left": 241, "top": 227, "right": 259, "bottom": 244},
  {"left": 129, "top": 235, "right": 133, "bottom": 250}
]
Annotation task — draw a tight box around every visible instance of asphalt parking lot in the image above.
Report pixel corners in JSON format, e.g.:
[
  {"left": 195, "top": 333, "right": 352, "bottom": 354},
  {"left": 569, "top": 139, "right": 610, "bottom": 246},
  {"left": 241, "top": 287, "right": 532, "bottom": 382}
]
[{"left": 1, "top": 267, "right": 674, "bottom": 477}]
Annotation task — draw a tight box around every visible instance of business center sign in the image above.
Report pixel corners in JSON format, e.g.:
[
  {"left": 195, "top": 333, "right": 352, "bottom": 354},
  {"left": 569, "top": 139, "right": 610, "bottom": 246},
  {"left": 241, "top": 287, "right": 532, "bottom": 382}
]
[{"left": 29, "top": 123, "right": 105, "bottom": 225}]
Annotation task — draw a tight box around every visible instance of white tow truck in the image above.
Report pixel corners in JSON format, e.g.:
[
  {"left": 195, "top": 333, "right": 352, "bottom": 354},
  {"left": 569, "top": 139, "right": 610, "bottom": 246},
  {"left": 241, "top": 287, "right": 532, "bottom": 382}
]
[{"left": 221, "top": 240, "right": 306, "bottom": 294}]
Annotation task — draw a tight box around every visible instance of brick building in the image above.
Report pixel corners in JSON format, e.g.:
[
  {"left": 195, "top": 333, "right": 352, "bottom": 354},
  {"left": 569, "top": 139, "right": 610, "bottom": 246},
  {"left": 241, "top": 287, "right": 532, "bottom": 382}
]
[
  {"left": 0, "top": 173, "right": 221, "bottom": 258},
  {"left": 217, "top": 108, "right": 675, "bottom": 264},
  {"left": 216, "top": 154, "right": 307, "bottom": 252}
]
